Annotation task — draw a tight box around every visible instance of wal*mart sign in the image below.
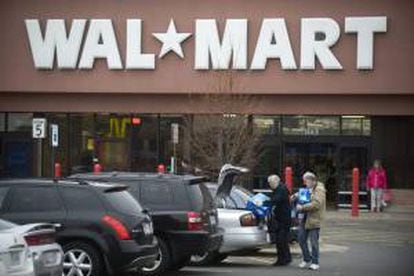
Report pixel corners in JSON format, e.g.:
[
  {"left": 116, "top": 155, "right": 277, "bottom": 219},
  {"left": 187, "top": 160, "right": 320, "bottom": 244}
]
[{"left": 25, "top": 17, "right": 386, "bottom": 71}]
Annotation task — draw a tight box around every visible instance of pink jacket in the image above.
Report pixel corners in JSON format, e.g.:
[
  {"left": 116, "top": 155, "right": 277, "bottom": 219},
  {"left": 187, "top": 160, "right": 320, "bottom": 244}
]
[{"left": 366, "top": 168, "right": 388, "bottom": 189}]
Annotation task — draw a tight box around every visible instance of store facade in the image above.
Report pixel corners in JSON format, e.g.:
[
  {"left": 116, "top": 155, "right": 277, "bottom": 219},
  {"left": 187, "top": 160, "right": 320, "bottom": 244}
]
[{"left": 1, "top": 1, "right": 413, "bottom": 202}]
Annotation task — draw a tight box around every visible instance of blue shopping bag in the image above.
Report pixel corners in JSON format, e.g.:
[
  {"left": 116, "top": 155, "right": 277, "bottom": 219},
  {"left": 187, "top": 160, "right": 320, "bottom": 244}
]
[{"left": 246, "top": 193, "right": 271, "bottom": 219}]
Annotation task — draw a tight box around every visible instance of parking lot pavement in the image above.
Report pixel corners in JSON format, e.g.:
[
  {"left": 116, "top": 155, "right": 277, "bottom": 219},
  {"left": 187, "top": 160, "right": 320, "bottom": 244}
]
[
  {"left": 168, "top": 242, "right": 414, "bottom": 276},
  {"left": 167, "top": 207, "right": 414, "bottom": 276}
]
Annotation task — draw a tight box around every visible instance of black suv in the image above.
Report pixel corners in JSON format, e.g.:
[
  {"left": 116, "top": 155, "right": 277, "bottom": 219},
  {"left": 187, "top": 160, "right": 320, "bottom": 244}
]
[
  {"left": 0, "top": 179, "right": 158, "bottom": 276},
  {"left": 69, "top": 172, "right": 223, "bottom": 275}
]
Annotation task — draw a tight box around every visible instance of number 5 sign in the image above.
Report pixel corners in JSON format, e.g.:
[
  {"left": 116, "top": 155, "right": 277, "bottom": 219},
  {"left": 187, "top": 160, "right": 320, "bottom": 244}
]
[{"left": 32, "top": 118, "right": 47, "bottom": 139}]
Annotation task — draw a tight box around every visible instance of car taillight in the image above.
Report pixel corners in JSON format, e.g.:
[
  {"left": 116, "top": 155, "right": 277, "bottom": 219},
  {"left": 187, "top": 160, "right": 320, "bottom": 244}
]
[
  {"left": 102, "top": 215, "right": 131, "bottom": 240},
  {"left": 240, "top": 213, "right": 258, "bottom": 227},
  {"left": 24, "top": 233, "right": 55, "bottom": 246},
  {"left": 187, "top": 211, "right": 203, "bottom": 231}
]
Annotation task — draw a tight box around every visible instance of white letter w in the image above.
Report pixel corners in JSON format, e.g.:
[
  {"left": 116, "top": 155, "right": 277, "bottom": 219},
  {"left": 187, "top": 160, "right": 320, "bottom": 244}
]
[{"left": 25, "top": 19, "right": 86, "bottom": 69}]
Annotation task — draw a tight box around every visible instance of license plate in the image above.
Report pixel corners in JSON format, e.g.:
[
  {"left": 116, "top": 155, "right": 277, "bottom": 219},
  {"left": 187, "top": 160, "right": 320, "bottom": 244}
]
[
  {"left": 143, "top": 223, "right": 152, "bottom": 235},
  {"left": 9, "top": 251, "right": 21, "bottom": 266},
  {"left": 210, "top": 215, "right": 217, "bottom": 225},
  {"left": 42, "top": 251, "right": 58, "bottom": 266}
]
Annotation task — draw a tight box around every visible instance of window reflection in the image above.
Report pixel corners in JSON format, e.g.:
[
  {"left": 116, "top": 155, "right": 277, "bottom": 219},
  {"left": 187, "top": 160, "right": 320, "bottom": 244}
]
[
  {"left": 307, "top": 116, "right": 340, "bottom": 135},
  {"left": 283, "top": 116, "right": 307, "bottom": 135},
  {"left": 130, "top": 115, "right": 158, "bottom": 172},
  {"left": 363, "top": 118, "right": 371, "bottom": 136},
  {"left": 43, "top": 114, "right": 69, "bottom": 176},
  {"left": 283, "top": 116, "right": 340, "bottom": 136},
  {"left": 0, "top": 113, "right": 5, "bottom": 132},
  {"left": 8, "top": 113, "right": 32, "bottom": 132},
  {"left": 96, "top": 114, "right": 131, "bottom": 171},
  {"left": 160, "top": 115, "right": 185, "bottom": 172},
  {"left": 253, "top": 116, "right": 280, "bottom": 135},
  {"left": 69, "top": 114, "right": 95, "bottom": 173},
  {"left": 342, "top": 116, "right": 367, "bottom": 136}
]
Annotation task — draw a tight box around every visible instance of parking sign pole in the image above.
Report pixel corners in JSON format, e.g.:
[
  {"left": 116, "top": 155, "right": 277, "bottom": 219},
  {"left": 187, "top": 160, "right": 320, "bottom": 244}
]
[
  {"left": 33, "top": 118, "right": 47, "bottom": 177},
  {"left": 171, "top": 124, "right": 179, "bottom": 174},
  {"left": 50, "top": 125, "right": 54, "bottom": 178},
  {"left": 37, "top": 139, "right": 42, "bottom": 177},
  {"left": 50, "top": 124, "right": 59, "bottom": 178}
]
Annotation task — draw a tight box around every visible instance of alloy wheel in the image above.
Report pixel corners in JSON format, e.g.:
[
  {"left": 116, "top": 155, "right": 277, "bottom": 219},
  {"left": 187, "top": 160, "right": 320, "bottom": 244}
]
[
  {"left": 63, "top": 249, "right": 93, "bottom": 276},
  {"left": 191, "top": 252, "right": 209, "bottom": 263},
  {"left": 142, "top": 247, "right": 163, "bottom": 272}
]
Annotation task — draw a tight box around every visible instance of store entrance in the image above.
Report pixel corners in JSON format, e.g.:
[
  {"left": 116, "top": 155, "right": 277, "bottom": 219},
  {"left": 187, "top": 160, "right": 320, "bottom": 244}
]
[
  {"left": 284, "top": 143, "right": 337, "bottom": 207},
  {"left": 283, "top": 141, "right": 370, "bottom": 208},
  {"left": 337, "top": 146, "right": 369, "bottom": 209}
]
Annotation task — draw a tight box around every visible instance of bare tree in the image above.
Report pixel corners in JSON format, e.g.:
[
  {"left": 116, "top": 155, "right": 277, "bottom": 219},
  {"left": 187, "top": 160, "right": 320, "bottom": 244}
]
[{"left": 183, "top": 72, "right": 264, "bottom": 181}]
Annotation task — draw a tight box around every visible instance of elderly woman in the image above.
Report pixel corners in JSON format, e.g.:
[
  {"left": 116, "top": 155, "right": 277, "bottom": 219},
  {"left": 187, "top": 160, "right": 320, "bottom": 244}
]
[
  {"left": 296, "top": 171, "right": 326, "bottom": 271},
  {"left": 267, "top": 174, "right": 292, "bottom": 266}
]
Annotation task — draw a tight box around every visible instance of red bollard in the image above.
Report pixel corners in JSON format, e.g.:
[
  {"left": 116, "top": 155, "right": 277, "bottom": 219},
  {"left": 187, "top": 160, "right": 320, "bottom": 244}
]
[
  {"left": 352, "top": 167, "right": 360, "bottom": 217},
  {"left": 93, "top": 163, "right": 102, "bottom": 174},
  {"left": 157, "top": 164, "right": 166, "bottom": 174},
  {"left": 54, "top": 162, "right": 61, "bottom": 178},
  {"left": 285, "top": 166, "right": 293, "bottom": 194}
]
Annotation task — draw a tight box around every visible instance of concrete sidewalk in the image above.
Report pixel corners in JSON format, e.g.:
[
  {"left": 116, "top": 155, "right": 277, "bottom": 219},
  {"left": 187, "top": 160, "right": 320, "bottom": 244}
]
[
  {"left": 325, "top": 204, "right": 414, "bottom": 222},
  {"left": 258, "top": 204, "right": 414, "bottom": 256}
]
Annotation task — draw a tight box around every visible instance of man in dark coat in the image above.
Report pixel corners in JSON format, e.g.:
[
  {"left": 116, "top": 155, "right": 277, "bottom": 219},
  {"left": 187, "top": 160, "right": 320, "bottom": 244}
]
[{"left": 267, "top": 174, "right": 292, "bottom": 266}]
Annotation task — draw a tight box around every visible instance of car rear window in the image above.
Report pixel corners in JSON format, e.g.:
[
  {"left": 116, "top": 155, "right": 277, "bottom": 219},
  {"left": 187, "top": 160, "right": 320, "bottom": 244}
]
[
  {"left": 104, "top": 191, "right": 143, "bottom": 215},
  {"left": 0, "top": 219, "right": 15, "bottom": 230},
  {"left": 140, "top": 181, "right": 173, "bottom": 208},
  {"left": 187, "top": 183, "right": 214, "bottom": 211},
  {"left": 9, "top": 186, "right": 63, "bottom": 213}
]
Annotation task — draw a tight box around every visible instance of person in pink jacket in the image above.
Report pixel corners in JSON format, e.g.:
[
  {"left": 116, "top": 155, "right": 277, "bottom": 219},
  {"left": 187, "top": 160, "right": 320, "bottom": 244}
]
[{"left": 366, "top": 160, "right": 388, "bottom": 212}]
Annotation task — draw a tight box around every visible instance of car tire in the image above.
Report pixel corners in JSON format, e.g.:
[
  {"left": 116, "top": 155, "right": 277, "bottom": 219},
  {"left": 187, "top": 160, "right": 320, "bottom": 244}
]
[
  {"left": 190, "top": 251, "right": 219, "bottom": 266},
  {"left": 213, "top": 253, "right": 228, "bottom": 263},
  {"left": 140, "top": 236, "right": 171, "bottom": 276},
  {"left": 62, "top": 241, "right": 104, "bottom": 276}
]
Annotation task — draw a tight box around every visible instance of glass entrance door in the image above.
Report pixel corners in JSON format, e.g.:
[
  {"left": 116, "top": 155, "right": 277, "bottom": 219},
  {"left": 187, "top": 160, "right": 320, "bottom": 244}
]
[
  {"left": 284, "top": 143, "right": 337, "bottom": 206},
  {"left": 337, "top": 146, "right": 369, "bottom": 209},
  {"left": 338, "top": 147, "right": 368, "bottom": 190}
]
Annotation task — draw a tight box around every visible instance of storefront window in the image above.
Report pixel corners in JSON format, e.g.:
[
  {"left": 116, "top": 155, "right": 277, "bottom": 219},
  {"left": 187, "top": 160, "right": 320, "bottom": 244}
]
[
  {"left": 283, "top": 116, "right": 306, "bottom": 135},
  {"left": 362, "top": 118, "right": 371, "bottom": 136},
  {"left": 253, "top": 116, "right": 280, "bottom": 135},
  {"left": 130, "top": 115, "right": 158, "bottom": 172},
  {"left": 306, "top": 116, "right": 340, "bottom": 135},
  {"left": 0, "top": 114, "right": 3, "bottom": 176},
  {"left": 283, "top": 116, "right": 339, "bottom": 136},
  {"left": 95, "top": 114, "right": 132, "bottom": 171},
  {"left": 7, "top": 113, "right": 32, "bottom": 132},
  {"left": 0, "top": 113, "right": 5, "bottom": 132},
  {"left": 254, "top": 145, "right": 281, "bottom": 189},
  {"left": 69, "top": 114, "right": 95, "bottom": 174},
  {"left": 160, "top": 115, "right": 185, "bottom": 173},
  {"left": 342, "top": 116, "right": 367, "bottom": 135},
  {"left": 42, "top": 114, "right": 69, "bottom": 176}
]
